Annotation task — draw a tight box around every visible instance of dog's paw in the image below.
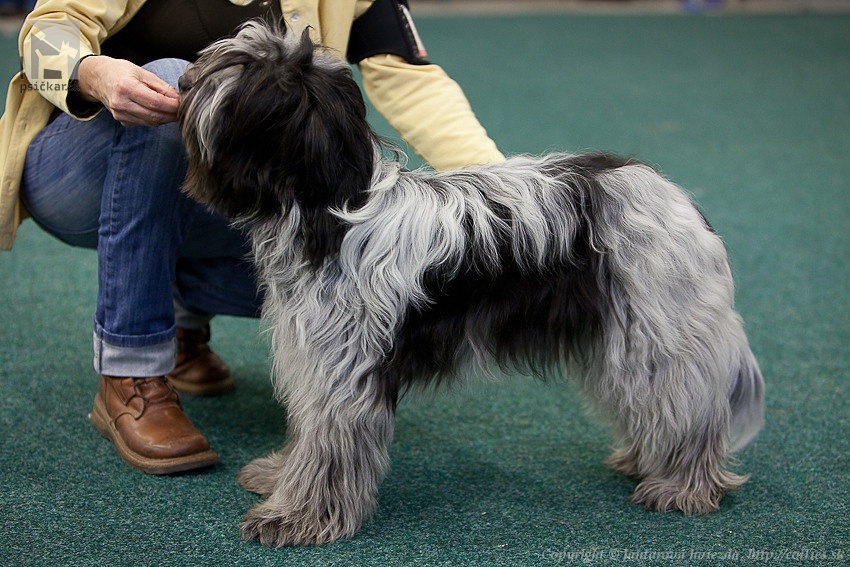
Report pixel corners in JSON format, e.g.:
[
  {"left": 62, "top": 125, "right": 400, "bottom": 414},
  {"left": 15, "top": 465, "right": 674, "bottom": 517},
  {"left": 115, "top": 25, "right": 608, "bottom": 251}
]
[
  {"left": 237, "top": 453, "right": 286, "bottom": 497},
  {"left": 631, "top": 471, "right": 747, "bottom": 515},
  {"left": 240, "top": 501, "right": 351, "bottom": 547}
]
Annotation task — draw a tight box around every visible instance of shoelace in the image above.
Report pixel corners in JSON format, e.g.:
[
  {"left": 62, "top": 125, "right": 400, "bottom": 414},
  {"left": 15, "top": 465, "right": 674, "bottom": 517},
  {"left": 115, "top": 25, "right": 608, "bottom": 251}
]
[{"left": 123, "top": 377, "right": 182, "bottom": 420}]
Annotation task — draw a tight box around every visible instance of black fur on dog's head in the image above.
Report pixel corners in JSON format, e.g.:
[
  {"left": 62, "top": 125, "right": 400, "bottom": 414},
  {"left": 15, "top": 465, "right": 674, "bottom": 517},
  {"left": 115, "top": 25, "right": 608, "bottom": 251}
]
[{"left": 178, "top": 20, "right": 377, "bottom": 265}]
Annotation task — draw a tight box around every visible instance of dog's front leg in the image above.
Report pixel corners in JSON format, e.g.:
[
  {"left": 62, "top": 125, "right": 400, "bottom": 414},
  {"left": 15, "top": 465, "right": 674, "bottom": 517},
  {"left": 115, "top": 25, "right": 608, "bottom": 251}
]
[{"left": 239, "top": 363, "right": 396, "bottom": 547}]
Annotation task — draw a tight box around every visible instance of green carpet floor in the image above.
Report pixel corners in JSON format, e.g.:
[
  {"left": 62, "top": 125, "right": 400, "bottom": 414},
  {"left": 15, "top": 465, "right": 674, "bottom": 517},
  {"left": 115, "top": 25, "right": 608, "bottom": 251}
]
[{"left": 1, "top": 13, "right": 848, "bottom": 567}]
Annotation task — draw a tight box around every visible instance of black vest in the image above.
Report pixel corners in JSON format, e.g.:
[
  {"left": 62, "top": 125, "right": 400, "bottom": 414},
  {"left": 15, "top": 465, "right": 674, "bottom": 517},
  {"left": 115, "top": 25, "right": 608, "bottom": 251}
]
[{"left": 102, "top": 0, "right": 282, "bottom": 65}]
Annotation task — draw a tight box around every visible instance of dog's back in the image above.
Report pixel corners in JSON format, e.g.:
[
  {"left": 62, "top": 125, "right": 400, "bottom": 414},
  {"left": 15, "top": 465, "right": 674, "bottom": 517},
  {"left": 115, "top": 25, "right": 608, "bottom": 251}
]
[{"left": 343, "top": 153, "right": 764, "bottom": 427}]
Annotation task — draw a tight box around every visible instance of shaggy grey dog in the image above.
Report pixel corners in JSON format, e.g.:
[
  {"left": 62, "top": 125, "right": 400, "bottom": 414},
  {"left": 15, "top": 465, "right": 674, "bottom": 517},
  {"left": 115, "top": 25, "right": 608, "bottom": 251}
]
[{"left": 178, "top": 21, "right": 764, "bottom": 547}]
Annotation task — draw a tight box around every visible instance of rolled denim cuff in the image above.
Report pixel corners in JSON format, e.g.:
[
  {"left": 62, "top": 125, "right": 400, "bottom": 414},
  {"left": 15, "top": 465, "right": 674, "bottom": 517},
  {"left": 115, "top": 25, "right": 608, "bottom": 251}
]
[{"left": 93, "top": 332, "right": 176, "bottom": 377}]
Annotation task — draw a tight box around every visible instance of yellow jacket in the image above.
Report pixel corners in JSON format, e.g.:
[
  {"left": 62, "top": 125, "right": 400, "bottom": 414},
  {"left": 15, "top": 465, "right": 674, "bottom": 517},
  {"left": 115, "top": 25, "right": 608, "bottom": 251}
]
[{"left": 0, "top": 0, "right": 504, "bottom": 250}]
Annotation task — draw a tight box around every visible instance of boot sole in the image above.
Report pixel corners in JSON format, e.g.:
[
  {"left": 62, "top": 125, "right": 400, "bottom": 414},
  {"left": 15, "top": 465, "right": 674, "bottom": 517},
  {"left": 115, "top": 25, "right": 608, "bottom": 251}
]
[{"left": 89, "top": 393, "right": 218, "bottom": 475}]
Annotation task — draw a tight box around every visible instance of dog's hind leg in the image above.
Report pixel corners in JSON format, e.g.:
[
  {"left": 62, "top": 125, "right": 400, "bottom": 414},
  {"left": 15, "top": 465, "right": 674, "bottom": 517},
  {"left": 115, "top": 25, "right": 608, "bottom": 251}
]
[
  {"left": 593, "top": 336, "right": 749, "bottom": 514},
  {"left": 581, "top": 165, "right": 759, "bottom": 513},
  {"left": 602, "top": 306, "right": 760, "bottom": 514},
  {"left": 612, "top": 403, "right": 748, "bottom": 515}
]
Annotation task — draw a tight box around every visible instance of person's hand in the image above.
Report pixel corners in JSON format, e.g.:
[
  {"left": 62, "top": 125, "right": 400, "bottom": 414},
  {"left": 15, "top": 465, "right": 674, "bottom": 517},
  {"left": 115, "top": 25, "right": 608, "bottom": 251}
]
[{"left": 76, "top": 55, "right": 179, "bottom": 127}]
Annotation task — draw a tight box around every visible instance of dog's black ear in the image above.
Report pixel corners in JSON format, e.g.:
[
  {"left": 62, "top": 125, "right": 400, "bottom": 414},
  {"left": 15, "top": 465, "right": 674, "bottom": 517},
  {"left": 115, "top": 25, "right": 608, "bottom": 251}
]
[{"left": 284, "top": 33, "right": 378, "bottom": 266}]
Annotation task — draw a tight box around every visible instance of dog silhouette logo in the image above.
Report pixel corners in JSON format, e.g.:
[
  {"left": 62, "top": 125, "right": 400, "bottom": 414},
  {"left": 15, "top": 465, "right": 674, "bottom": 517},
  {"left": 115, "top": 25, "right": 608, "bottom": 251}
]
[{"left": 27, "top": 20, "right": 81, "bottom": 91}]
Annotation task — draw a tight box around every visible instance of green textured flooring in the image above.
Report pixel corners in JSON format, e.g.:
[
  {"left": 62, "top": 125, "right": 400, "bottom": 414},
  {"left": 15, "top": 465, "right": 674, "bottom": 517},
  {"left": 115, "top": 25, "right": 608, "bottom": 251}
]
[{"left": 1, "top": 13, "right": 848, "bottom": 567}]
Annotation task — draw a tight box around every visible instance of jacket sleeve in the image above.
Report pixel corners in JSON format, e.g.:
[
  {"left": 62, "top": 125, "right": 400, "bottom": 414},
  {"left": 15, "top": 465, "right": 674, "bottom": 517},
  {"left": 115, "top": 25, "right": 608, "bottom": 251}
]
[
  {"left": 19, "top": 0, "right": 132, "bottom": 116},
  {"left": 358, "top": 53, "right": 504, "bottom": 171}
]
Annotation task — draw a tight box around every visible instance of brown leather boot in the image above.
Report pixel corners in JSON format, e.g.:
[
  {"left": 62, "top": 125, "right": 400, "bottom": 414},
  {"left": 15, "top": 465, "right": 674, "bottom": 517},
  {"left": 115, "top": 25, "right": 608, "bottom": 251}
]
[
  {"left": 166, "top": 325, "right": 234, "bottom": 396},
  {"left": 89, "top": 375, "right": 218, "bottom": 474}
]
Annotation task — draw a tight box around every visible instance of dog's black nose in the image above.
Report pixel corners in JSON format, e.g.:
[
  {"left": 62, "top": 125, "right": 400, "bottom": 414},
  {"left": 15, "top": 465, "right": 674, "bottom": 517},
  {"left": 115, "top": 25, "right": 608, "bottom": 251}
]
[{"left": 178, "top": 73, "right": 192, "bottom": 94}]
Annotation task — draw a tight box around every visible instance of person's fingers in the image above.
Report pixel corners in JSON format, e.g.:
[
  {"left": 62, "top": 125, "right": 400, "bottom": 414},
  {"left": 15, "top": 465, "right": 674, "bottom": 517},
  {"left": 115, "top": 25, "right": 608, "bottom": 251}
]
[
  {"left": 79, "top": 57, "right": 179, "bottom": 126},
  {"left": 113, "top": 70, "right": 179, "bottom": 126}
]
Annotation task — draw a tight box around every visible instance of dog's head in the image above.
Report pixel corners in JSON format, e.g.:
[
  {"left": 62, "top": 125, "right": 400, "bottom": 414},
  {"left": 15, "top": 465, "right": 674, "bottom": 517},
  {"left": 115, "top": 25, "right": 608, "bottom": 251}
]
[{"left": 178, "top": 20, "right": 376, "bottom": 264}]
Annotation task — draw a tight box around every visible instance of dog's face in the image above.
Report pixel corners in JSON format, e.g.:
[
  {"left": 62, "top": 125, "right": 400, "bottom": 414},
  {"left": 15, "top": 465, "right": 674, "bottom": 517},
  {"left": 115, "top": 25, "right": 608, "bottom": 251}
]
[{"left": 178, "top": 21, "right": 376, "bottom": 264}]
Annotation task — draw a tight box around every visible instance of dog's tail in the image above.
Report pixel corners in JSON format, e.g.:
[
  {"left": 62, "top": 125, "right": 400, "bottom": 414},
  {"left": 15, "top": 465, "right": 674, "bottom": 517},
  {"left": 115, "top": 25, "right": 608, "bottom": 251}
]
[{"left": 727, "top": 343, "right": 765, "bottom": 452}]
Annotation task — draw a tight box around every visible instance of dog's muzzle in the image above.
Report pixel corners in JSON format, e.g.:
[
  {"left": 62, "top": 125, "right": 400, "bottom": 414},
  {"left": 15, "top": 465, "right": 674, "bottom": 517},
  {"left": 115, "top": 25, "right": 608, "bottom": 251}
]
[{"left": 178, "top": 69, "right": 196, "bottom": 94}]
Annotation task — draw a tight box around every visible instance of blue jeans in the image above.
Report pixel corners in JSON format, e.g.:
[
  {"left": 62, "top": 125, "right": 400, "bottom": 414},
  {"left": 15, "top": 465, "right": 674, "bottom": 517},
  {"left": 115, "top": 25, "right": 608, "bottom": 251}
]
[{"left": 20, "top": 58, "right": 262, "bottom": 377}]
